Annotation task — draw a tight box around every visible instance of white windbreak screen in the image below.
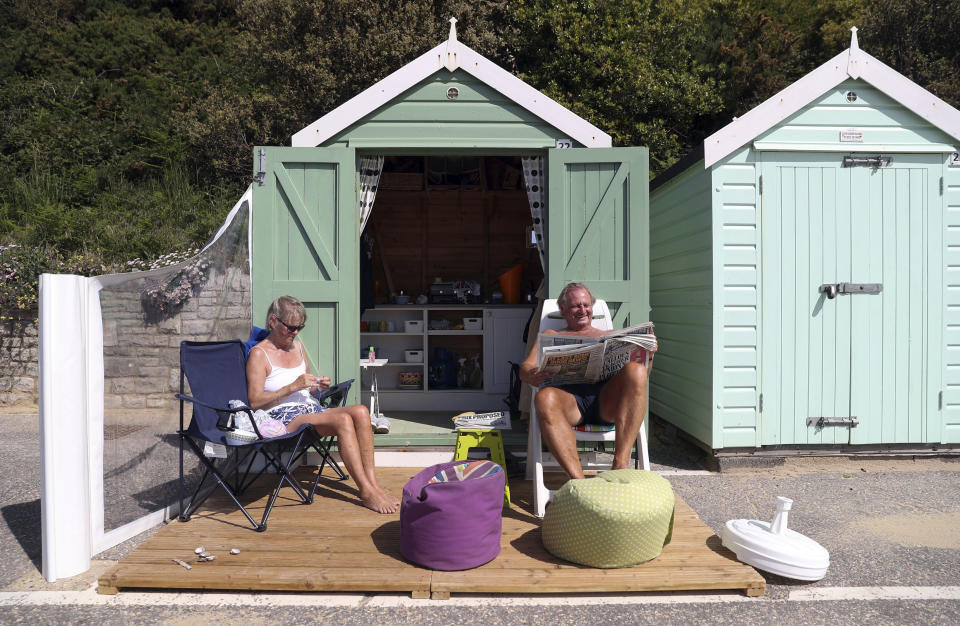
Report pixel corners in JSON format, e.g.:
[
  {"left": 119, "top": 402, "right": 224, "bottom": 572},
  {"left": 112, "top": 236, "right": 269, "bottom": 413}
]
[{"left": 40, "top": 187, "right": 253, "bottom": 581}]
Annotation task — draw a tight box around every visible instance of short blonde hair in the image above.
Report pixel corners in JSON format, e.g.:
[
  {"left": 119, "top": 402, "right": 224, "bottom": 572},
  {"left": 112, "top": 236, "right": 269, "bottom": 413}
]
[
  {"left": 557, "top": 282, "right": 595, "bottom": 312},
  {"left": 266, "top": 295, "right": 306, "bottom": 330}
]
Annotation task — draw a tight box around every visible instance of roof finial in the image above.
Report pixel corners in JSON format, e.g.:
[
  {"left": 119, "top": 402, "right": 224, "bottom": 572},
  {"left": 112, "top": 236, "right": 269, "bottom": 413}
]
[
  {"left": 850, "top": 26, "right": 859, "bottom": 51},
  {"left": 449, "top": 17, "right": 458, "bottom": 43}
]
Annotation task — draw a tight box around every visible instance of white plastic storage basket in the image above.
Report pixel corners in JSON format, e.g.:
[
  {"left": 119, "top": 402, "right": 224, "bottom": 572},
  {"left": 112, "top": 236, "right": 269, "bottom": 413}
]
[
  {"left": 463, "top": 317, "right": 482, "bottom": 330},
  {"left": 404, "top": 320, "right": 424, "bottom": 333},
  {"left": 404, "top": 349, "right": 424, "bottom": 363}
]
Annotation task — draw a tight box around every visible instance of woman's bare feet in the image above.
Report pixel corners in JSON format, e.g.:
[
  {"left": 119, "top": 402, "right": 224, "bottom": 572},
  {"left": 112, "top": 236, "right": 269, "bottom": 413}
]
[
  {"left": 376, "top": 486, "right": 400, "bottom": 507},
  {"left": 360, "top": 489, "right": 398, "bottom": 514}
]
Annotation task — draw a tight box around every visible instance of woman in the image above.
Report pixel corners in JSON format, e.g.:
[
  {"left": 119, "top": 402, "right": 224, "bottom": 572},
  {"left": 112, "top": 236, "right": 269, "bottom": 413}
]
[{"left": 246, "top": 295, "right": 399, "bottom": 514}]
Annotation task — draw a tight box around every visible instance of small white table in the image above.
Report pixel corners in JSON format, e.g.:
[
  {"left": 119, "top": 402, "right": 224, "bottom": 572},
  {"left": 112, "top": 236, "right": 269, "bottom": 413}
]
[{"left": 359, "top": 358, "right": 388, "bottom": 419}]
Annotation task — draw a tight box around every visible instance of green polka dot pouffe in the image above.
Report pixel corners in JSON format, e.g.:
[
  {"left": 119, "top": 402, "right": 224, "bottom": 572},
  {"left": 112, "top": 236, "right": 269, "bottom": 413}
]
[{"left": 541, "top": 469, "right": 675, "bottom": 568}]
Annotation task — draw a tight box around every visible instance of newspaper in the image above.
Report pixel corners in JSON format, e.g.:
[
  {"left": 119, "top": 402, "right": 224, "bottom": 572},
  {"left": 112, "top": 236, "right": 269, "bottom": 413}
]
[
  {"left": 537, "top": 322, "right": 656, "bottom": 387},
  {"left": 452, "top": 411, "right": 512, "bottom": 430}
]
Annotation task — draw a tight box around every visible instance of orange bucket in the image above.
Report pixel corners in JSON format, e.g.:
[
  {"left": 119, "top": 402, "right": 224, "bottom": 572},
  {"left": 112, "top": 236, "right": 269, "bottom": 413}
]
[{"left": 498, "top": 263, "right": 524, "bottom": 304}]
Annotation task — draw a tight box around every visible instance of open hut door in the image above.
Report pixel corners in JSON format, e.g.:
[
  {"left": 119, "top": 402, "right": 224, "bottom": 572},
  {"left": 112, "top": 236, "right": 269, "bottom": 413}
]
[
  {"left": 546, "top": 147, "right": 650, "bottom": 326},
  {"left": 251, "top": 147, "right": 359, "bottom": 394}
]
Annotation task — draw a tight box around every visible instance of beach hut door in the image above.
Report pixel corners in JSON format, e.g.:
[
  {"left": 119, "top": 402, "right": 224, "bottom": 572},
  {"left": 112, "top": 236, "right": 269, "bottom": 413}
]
[
  {"left": 546, "top": 147, "right": 649, "bottom": 326},
  {"left": 251, "top": 146, "right": 359, "bottom": 392},
  {"left": 761, "top": 155, "right": 940, "bottom": 445}
]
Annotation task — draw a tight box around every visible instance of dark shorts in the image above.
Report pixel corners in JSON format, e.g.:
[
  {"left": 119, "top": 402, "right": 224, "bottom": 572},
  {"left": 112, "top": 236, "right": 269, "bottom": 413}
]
[{"left": 556, "top": 380, "right": 609, "bottom": 426}]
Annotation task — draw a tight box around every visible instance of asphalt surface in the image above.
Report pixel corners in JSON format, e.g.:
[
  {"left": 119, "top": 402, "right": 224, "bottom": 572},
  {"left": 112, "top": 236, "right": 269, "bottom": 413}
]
[{"left": 1, "top": 408, "right": 958, "bottom": 624}]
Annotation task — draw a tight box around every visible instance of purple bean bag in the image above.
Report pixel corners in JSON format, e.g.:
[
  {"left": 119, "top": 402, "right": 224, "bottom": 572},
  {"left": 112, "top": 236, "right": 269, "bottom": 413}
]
[{"left": 400, "top": 460, "right": 505, "bottom": 570}]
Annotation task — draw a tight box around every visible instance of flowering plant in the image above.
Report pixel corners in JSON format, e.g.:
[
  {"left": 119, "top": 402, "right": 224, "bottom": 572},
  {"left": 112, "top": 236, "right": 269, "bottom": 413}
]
[
  {"left": 0, "top": 244, "right": 105, "bottom": 323},
  {"left": 140, "top": 252, "right": 212, "bottom": 321}
]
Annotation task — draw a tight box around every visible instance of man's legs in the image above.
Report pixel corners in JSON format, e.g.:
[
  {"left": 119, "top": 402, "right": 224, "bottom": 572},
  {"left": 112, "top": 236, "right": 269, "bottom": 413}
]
[
  {"left": 534, "top": 387, "right": 586, "bottom": 479},
  {"left": 597, "top": 361, "right": 648, "bottom": 469}
]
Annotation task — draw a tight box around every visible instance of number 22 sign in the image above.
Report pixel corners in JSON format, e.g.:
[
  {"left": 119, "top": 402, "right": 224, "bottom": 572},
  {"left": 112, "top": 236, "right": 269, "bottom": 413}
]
[{"left": 951, "top": 152, "right": 960, "bottom": 166}]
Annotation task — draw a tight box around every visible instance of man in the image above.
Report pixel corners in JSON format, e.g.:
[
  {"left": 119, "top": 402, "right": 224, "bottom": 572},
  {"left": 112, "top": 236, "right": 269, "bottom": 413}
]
[{"left": 519, "top": 282, "right": 653, "bottom": 479}]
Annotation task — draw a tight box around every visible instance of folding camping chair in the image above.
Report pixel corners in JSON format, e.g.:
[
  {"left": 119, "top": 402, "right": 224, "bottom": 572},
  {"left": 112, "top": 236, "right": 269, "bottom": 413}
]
[
  {"left": 524, "top": 298, "right": 651, "bottom": 517},
  {"left": 177, "top": 340, "right": 344, "bottom": 531}
]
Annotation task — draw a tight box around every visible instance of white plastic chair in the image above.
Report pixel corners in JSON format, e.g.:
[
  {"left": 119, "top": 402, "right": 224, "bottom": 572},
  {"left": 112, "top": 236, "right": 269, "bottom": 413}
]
[{"left": 524, "top": 298, "right": 650, "bottom": 518}]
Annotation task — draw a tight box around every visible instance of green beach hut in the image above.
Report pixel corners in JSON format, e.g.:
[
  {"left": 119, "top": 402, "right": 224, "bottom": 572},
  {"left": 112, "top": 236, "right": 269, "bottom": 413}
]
[
  {"left": 250, "top": 20, "right": 649, "bottom": 435},
  {"left": 649, "top": 29, "right": 960, "bottom": 453}
]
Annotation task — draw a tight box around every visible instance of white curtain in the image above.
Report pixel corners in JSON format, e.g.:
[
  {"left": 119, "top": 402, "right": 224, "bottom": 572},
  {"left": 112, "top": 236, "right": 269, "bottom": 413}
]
[
  {"left": 521, "top": 156, "right": 546, "bottom": 269},
  {"left": 358, "top": 156, "right": 384, "bottom": 233}
]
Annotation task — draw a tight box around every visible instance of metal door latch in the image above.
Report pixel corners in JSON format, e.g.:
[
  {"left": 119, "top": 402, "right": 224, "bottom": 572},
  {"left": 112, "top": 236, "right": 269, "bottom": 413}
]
[
  {"left": 818, "top": 283, "right": 882, "bottom": 299},
  {"left": 806, "top": 416, "right": 859, "bottom": 428}
]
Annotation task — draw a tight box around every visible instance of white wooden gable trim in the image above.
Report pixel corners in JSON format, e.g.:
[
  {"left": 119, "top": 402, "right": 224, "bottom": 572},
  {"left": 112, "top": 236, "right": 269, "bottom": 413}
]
[
  {"left": 291, "top": 20, "right": 611, "bottom": 148},
  {"left": 704, "top": 28, "right": 960, "bottom": 168}
]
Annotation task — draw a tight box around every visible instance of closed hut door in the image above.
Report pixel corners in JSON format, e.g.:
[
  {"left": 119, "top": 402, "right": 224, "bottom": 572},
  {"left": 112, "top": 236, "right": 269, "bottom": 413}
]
[
  {"left": 760, "top": 154, "right": 941, "bottom": 445},
  {"left": 251, "top": 147, "right": 359, "bottom": 389}
]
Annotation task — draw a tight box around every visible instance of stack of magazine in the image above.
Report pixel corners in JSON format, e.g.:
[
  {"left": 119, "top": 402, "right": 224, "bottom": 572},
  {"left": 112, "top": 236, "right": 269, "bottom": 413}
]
[
  {"left": 538, "top": 322, "right": 657, "bottom": 387},
  {"left": 451, "top": 411, "right": 512, "bottom": 430}
]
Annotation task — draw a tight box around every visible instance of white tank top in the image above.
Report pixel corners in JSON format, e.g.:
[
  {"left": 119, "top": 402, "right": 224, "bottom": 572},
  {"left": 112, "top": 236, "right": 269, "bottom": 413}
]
[{"left": 257, "top": 343, "right": 316, "bottom": 408}]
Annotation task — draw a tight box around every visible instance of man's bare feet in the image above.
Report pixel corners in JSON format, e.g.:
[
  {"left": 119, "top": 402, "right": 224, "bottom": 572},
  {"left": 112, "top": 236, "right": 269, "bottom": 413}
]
[{"left": 361, "top": 490, "right": 398, "bottom": 514}]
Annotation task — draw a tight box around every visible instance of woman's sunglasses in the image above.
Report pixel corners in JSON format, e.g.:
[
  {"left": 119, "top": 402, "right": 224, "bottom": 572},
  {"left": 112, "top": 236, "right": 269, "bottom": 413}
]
[{"left": 276, "top": 318, "right": 305, "bottom": 333}]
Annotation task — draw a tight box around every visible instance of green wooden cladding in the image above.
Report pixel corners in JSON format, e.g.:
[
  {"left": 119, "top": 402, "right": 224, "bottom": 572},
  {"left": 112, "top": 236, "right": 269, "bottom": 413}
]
[
  {"left": 323, "top": 70, "right": 575, "bottom": 149},
  {"left": 649, "top": 161, "right": 715, "bottom": 446}
]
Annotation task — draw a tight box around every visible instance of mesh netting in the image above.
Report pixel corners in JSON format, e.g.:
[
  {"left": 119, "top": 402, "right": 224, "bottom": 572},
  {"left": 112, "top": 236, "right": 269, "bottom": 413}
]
[{"left": 98, "top": 200, "right": 250, "bottom": 532}]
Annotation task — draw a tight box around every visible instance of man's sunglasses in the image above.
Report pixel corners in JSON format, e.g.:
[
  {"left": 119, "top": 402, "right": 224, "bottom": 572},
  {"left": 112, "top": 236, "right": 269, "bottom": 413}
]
[{"left": 276, "top": 318, "right": 305, "bottom": 333}]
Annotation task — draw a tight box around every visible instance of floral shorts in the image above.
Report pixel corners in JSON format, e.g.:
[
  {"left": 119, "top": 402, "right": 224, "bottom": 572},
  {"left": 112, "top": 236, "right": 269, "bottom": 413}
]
[{"left": 267, "top": 402, "right": 325, "bottom": 426}]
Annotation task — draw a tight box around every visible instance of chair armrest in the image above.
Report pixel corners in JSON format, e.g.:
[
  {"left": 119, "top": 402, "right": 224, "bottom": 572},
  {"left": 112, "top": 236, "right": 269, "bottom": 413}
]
[
  {"left": 313, "top": 378, "right": 355, "bottom": 408},
  {"left": 176, "top": 394, "right": 264, "bottom": 439}
]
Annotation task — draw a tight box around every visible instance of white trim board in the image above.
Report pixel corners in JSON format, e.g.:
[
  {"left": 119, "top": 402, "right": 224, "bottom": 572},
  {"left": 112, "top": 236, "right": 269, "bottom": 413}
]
[
  {"left": 291, "top": 26, "right": 611, "bottom": 149},
  {"left": 704, "top": 29, "right": 960, "bottom": 168}
]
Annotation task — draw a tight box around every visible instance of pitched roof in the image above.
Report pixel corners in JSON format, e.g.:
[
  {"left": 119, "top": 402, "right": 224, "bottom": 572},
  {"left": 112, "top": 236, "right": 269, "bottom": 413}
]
[
  {"left": 291, "top": 19, "right": 611, "bottom": 148},
  {"left": 704, "top": 28, "right": 960, "bottom": 167}
]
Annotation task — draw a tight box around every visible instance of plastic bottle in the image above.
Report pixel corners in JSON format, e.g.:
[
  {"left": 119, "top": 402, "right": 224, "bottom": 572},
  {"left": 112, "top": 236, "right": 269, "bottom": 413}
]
[{"left": 368, "top": 346, "right": 376, "bottom": 363}]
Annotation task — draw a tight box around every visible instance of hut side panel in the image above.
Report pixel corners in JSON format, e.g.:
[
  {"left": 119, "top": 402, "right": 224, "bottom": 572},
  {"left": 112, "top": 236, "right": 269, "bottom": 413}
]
[
  {"left": 945, "top": 158, "right": 960, "bottom": 443},
  {"left": 713, "top": 150, "right": 761, "bottom": 448},
  {"left": 650, "top": 162, "right": 714, "bottom": 446},
  {"left": 323, "top": 70, "right": 570, "bottom": 148},
  {"left": 756, "top": 80, "right": 955, "bottom": 150}
]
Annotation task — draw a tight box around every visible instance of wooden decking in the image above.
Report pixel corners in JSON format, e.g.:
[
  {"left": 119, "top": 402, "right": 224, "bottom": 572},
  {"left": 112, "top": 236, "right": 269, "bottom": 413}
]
[{"left": 99, "top": 467, "right": 765, "bottom": 598}]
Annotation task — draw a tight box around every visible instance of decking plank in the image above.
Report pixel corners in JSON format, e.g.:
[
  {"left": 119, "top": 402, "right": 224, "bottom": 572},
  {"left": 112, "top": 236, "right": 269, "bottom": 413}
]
[{"left": 100, "top": 467, "right": 765, "bottom": 597}]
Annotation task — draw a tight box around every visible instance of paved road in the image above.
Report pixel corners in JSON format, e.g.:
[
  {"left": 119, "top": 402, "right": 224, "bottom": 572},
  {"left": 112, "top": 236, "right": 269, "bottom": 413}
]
[{"left": 1, "top": 409, "right": 958, "bottom": 624}]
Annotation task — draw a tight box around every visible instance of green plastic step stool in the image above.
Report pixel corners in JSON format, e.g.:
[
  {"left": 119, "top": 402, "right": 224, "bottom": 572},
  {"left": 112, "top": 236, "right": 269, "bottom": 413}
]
[{"left": 453, "top": 428, "right": 510, "bottom": 506}]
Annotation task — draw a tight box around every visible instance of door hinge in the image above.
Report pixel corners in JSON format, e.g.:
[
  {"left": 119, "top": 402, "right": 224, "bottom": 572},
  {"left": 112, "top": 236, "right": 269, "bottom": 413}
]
[
  {"left": 939, "top": 390, "right": 944, "bottom": 410},
  {"left": 758, "top": 393, "right": 763, "bottom": 413},
  {"left": 941, "top": 177, "right": 945, "bottom": 196},
  {"left": 254, "top": 148, "right": 267, "bottom": 186},
  {"left": 758, "top": 175, "right": 763, "bottom": 196}
]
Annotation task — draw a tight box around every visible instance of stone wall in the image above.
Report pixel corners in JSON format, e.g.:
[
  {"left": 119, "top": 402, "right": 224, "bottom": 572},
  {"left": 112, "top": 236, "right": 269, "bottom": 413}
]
[
  {"left": 0, "top": 266, "right": 251, "bottom": 412},
  {"left": 0, "top": 320, "right": 38, "bottom": 407},
  {"left": 101, "top": 267, "right": 251, "bottom": 415}
]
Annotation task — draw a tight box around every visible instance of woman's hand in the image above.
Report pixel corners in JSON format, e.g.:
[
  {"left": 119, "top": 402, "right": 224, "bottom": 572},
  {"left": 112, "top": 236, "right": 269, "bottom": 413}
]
[
  {"left": 292, "top": 372, "right": 325, "bottom": 393},
  {"left": 310, "top": 375, "right": 331, "bottom": 394}
]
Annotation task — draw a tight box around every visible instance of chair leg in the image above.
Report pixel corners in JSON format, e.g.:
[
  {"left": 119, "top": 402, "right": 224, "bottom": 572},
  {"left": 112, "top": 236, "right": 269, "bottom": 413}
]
[
  {"left": 181, "top": 437, "right": 263, "bottom": 530},
  {"left": 179, "top": 433, "right": 186, "bottom": 522},
  {"left": 639, "top": 423, "right": 651, "bottom": 471},
  {"left": 308, "top": 434, "right": 346, "bottom": 481},
  {"left": 257, "top": 431, "right": 312, "bottom": 530},
  {"left": 528, "top": 408, "right": 552, "bottom": 518}
]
